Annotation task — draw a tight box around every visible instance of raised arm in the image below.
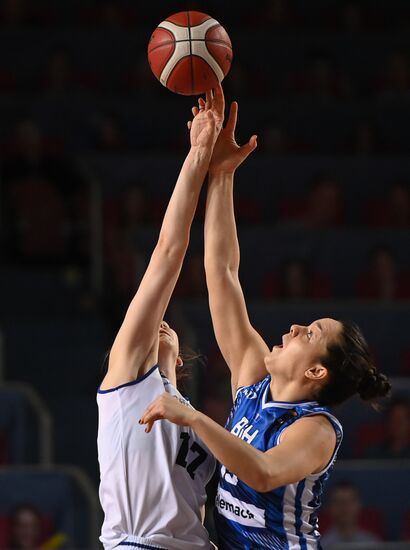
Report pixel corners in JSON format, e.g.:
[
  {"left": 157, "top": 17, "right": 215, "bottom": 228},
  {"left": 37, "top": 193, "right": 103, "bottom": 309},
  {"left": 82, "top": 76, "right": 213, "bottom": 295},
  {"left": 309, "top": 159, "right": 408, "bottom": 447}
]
[
  {"left": 204, "top": 101, "right": 270, "bottom": 394},
  {"left": 101, "top": 97, "right": 220, "bottom": 389}
]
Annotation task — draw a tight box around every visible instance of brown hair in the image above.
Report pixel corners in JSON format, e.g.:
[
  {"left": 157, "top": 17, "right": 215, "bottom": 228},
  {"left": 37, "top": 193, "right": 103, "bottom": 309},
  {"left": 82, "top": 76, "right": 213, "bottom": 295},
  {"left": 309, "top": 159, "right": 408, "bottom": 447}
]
[{"left": 316, "top": 320, "right": 391, "bottom": 407}]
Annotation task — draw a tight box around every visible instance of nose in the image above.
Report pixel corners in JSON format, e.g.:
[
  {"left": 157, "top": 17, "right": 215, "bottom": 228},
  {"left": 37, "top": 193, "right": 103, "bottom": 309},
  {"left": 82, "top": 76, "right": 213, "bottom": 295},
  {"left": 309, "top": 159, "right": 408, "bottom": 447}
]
[
  {"left": 290, "top": 324, "right": 302, "bottom": 336},
  {"left": 160, "top": 321, "right": 169, "bottom": 329}
]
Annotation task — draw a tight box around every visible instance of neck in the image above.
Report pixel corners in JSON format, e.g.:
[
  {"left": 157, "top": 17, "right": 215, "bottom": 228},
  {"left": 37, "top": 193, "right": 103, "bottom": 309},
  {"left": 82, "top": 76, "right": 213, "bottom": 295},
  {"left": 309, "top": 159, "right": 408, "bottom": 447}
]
[
  {"left": 269, "top": 377, "right": 315, "bottom": 404},
  {"left": 158, "top": 353, "right": 177, "bottom": 387}
]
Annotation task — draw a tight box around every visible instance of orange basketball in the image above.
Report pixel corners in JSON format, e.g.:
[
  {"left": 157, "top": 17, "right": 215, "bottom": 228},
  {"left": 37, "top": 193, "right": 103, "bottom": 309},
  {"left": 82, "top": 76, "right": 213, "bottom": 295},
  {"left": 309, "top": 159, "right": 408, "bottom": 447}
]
[{"left": 147, "top": 11, "right": 233, "bottom": 96}]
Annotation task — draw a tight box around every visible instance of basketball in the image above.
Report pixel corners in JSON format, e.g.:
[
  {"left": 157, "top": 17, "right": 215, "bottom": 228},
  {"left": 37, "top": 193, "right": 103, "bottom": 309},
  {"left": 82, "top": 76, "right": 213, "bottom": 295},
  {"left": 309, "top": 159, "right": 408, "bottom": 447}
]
[{"left": 147, "top": 11, "right": 233, "bottom": 96}]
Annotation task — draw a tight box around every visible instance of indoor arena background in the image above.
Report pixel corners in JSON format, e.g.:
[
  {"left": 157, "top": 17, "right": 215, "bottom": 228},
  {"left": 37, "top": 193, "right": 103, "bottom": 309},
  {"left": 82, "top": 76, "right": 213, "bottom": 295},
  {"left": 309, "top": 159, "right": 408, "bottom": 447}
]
[{"left": 0, "top": 1, "right": 409, "bottom": 549}]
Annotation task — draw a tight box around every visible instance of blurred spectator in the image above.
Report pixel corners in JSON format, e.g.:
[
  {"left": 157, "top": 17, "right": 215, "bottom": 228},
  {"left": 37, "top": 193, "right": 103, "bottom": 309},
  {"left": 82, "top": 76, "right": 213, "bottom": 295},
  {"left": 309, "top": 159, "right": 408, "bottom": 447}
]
[
  {"left": 340, "top": 2, "right": 362, "bottom": 33},
  {"left": 223, "top": 62, "right": 249, "bottom": 98},
  {"left": 377, "top": 51, "right": 410, "bottom": 101},
  {"left": 355, "top": 246, "right": 410, "bottom": 300},
  {"left": 262, "top": 258, "right": 332, "bottom": 300},
  {"left": 103, "top": 230, "right": 146, "bottom": 322},
  {"left": 0, "top": 0, "right": 27, "bottom": 27},
  {"left": 104, "top": 184, "right": 149, "bottom": 235},
  {"left": 9, "top": 504, "right": 43, "bottom": 549},
  {"left": 262, "top": 123, "right": 288, "bottom": 156},
  {"left": 8, "top": 503, "right": 68, "bottom": 550},
  {"left": 124, "top": 54, "right": 159, "bottom": 95},
  {"left": 94, "top": 114, "right": 127, "bottom": 153},
  {"left": 363, "top": 397, "right": 410, "bottom": 459},
  {"left": 99, "top": 1, "right": 125, "bottom": 29},
  {"left": 174, "top": 254, "right": 207, "bottom": 298},
  {"left": 348, "top": 120, "right": 380, "bottom": 156},
  {"left": 201, "top": 346, "right": 232, "bottom": 426},
  {"left": 80, "top": 1, "right": 136, "bottom": 29},
  {"left": 366, "top": 180, "right": 410, "bottom": 227},
  {"left": 2, "top": 119, "right": 86, "bottom": 264},
  {"left": 305, "top": 175, "right": 345, "bottom": 227},
  {"left": 259, "top": 0, "right": 292, "bottom": 29},
  {"left": 286, "top": 54, "right": 352, "bottom": 100},
  {"left": 321, "top": 481, "right": 381, "bottom": 548},
  {"left": 43, "top": 48, "right": 74, "bottom": 94}
]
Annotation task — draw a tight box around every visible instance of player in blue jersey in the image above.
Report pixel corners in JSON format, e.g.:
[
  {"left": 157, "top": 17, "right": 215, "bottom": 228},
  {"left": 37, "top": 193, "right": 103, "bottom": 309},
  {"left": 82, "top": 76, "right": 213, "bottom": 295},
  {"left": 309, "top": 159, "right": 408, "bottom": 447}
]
[{"left": 140, "top": 89, "right": 391, "bottom": 550}]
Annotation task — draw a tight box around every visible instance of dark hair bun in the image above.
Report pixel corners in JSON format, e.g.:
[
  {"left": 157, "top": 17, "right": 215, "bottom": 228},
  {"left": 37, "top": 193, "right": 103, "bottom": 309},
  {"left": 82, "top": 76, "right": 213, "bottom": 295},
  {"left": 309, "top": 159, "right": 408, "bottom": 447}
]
[{"left": 358, "top": 368, "right": 391, "bottom": 401}]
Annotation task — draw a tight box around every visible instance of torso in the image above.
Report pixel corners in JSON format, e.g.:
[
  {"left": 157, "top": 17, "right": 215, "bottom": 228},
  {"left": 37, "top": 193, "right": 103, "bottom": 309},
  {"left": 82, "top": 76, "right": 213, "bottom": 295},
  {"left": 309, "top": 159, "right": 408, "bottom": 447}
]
[
  {"left": 97, "top": 364, "right": 216, "bottom": 550},
  {"left": 215, "top": 375, "right": 343, "bottom": 550}
]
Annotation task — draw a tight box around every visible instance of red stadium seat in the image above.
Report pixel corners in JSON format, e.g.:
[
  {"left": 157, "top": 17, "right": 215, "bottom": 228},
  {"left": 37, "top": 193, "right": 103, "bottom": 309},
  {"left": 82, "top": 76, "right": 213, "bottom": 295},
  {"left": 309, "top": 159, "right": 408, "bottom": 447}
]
[
  {"left": 354, "top": 423, "right": 385, "bottom": 457},
  {"left": 404, "top": 510, "right": 410, "bottom": 539}
]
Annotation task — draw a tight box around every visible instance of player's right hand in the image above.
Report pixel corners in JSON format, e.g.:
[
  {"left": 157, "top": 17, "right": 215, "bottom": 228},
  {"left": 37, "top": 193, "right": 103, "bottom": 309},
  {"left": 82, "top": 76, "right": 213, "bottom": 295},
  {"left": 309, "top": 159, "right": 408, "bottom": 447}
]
[
  {"left": 188, "top": 83, "right": 225, "bottom": 147},
  {"left": 208, "top": 101, "right": 257, "bottom": 176}
]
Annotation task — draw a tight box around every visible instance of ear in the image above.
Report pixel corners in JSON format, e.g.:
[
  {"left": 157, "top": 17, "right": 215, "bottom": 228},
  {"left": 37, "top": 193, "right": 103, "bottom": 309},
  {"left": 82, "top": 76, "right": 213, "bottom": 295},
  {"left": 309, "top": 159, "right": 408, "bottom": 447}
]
[
  {"left": 305, "top": 364, "right": 328, "bottom": 381},
  {"left": 176, "top": 356, "right": 183, "bottom": 368}
]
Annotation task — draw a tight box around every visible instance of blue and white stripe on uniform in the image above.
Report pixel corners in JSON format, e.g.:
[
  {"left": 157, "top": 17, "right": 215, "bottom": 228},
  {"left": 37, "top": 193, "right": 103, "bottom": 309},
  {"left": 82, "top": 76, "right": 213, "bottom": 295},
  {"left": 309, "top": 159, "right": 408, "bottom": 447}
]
[{"left": 215, "top": 374, "right": 343, "bottom": 550}]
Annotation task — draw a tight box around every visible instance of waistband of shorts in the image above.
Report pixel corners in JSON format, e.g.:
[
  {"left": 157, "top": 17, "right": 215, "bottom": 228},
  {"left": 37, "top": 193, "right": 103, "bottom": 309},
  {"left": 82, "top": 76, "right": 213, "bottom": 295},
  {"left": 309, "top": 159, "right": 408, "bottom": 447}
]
[{"left": 117, "top": 536, "right": 167, "bottom": 550}]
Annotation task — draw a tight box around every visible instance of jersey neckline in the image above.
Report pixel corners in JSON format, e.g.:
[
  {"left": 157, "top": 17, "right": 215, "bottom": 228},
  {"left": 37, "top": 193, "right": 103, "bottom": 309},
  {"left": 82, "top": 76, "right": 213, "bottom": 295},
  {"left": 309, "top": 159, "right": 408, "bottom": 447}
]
[
  {"left": 97, "top": 364, "right": 159, "bottom": 393},
  {"left": 262, "top": 379, "right": 319, "bottom": 409}
]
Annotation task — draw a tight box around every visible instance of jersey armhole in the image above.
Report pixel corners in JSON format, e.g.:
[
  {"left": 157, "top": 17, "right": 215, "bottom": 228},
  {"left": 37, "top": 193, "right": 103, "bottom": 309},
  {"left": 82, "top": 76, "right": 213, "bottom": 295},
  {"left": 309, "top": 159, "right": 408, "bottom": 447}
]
[
  {"left": 97, "top": 364, "right": 159, "bottom": 394},
  {"left": 234, "top": 374, "right": 270, "bottom": 402},
  {"left": 277, "top": 412, "right": 343, "bottom": 476}
]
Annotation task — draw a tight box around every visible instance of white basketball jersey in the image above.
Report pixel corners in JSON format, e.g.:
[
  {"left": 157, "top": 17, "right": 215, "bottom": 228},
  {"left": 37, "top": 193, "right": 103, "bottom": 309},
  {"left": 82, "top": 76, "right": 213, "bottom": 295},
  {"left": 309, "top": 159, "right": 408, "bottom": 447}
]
[{"left": 97, "top": 364, "right": 215, "bottom": 550}]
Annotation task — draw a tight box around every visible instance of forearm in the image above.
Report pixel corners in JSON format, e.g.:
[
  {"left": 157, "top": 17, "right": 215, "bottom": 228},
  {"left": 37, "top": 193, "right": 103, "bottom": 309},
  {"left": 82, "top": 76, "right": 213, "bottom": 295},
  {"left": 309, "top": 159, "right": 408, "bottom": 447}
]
[
  {"left": 204, "top": 172, "right": 240, "bottom": 273},
  {"left": 191, "top": 410, "right": 270, "bottom": 491},
  {"left": 157, "top": 146, "right": 212, "bottom": 256}
]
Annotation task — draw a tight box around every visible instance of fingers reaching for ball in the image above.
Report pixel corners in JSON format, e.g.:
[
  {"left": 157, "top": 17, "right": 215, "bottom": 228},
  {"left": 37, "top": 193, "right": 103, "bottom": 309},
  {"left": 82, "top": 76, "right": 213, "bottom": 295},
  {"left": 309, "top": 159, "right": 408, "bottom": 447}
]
[
  {"left": 226, "top": 101, "right": 238, "bottom": 134},
  {"left": 187, "top": 104, "right": 200, "bottom": 130}
]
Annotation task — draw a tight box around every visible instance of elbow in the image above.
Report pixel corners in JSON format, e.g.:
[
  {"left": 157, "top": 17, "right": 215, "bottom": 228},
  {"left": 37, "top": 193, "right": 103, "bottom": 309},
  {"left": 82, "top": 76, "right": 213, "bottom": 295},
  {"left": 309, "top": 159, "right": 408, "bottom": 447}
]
[
  {"left": 246, "top": 462, "right": 282, "bottom": 493},
  {"left": 155, "top": 236, "right": 187, "bottom": 262},
  {"left": 254, "top": 477, "right": 281, "bottom": 493},
  {"left": 204, "top": 257, "right": 238, "bottom": 279},
  {"left": 247, "top": 476, "right": 276, "bottom": 494}
]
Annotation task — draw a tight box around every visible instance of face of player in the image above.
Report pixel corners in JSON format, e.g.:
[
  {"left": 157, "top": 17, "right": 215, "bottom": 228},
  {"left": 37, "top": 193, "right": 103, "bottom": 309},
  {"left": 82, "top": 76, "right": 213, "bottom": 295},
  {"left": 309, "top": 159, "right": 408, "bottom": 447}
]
[
  {"left": 264, "top": 317, "right": 342, "bottom": 385},
  {"left": 158, "top": 321, "right": 181, "bottom": 365}
]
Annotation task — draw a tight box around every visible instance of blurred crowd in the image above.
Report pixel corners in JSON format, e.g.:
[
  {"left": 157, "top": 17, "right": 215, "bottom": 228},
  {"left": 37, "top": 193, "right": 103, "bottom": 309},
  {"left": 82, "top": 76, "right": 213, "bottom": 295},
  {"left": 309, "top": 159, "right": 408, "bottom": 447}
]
[{"left": 0, "top": 1, "right": 409, "bottom": 547}]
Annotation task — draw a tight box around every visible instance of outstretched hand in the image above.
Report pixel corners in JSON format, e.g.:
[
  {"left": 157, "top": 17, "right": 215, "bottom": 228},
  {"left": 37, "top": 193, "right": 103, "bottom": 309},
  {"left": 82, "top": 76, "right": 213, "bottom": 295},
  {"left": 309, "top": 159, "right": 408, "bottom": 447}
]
[
  {"left": 188, "top": 83, "right": 224, "bottom": 149},
  {"left": 139, "top": 392, "right": 196, "bottom": 434},
  {"left": 209, "top": 101, "right": 257, "bottom": 175}
]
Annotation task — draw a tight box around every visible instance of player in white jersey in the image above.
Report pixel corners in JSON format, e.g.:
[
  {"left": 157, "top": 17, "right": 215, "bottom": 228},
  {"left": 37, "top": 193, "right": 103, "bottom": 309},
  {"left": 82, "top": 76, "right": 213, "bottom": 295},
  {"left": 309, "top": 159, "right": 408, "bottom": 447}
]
[
  {"left": 97, "top": 87, "right": 226, "bottom": 550},
  {"left": 140, "top": 90, "right": 391, "bottom": 549}
]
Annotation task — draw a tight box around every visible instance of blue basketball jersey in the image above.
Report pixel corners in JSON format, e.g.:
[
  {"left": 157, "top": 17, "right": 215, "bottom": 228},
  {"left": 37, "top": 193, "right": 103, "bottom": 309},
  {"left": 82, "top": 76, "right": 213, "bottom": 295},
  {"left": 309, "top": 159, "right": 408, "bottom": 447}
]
[{"left": 214, "top": 375, "right": 343, "bottom": 550}]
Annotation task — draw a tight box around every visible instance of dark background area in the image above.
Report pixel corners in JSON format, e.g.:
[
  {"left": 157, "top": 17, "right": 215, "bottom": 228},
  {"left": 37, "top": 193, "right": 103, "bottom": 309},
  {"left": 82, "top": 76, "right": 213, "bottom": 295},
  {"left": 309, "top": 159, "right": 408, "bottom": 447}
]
[{"left": 0, "top": 1, "right": 409, "bottom": 548}]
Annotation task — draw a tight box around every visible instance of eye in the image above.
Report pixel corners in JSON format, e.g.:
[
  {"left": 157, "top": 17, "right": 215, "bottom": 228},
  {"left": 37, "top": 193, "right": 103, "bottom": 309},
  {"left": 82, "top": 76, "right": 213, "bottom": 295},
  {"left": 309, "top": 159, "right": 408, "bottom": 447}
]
[{"left": 307, "top": 330, "right": 313, "bottom": 340}]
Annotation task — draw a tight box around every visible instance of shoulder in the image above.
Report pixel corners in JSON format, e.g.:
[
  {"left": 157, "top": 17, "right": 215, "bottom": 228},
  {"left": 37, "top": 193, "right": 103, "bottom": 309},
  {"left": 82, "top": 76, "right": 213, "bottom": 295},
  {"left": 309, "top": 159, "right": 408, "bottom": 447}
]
[
  {"left": 280, "top": 414, "right": 336, "bottom": 451},
  {"left": 98, "top": 363, "right": 161, "bottom": 394}
]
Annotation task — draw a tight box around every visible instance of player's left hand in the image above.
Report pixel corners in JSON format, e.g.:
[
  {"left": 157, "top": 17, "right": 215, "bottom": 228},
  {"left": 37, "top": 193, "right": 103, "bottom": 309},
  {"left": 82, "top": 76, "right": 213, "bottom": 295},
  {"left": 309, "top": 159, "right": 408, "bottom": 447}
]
[{"left": 140, "top": 392, "right": 196, "bottom": 433}]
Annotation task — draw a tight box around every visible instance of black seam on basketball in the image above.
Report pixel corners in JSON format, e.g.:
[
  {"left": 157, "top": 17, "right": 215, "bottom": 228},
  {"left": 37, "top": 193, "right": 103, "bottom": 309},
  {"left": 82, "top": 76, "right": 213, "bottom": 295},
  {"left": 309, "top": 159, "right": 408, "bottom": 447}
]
[
  {"left": 150, "top": 41, "right": 176, "bottom": 79},
  {"left": 187, "top": 11, "right": 194, "bottom": 95},
  {"left": 165, "top": 54, "right": 189, "bottom": 94},
  {"left": 164, "top": 16, "right": 212, "bottom": 28},
  {"left": 203, "top": 39, "right": 233, "bottom": 50},
  {"left": 191, "top": 54, "right": 218, "bottom": 88},
  {"left": 148, "top": 40, "right": 176, "bottom": 55},
  {"left": 204, "top": 41, "right": 229, "bottom": 78},
  {"left": 174, "top": 39, "right": 232, "bottom": 49}
]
